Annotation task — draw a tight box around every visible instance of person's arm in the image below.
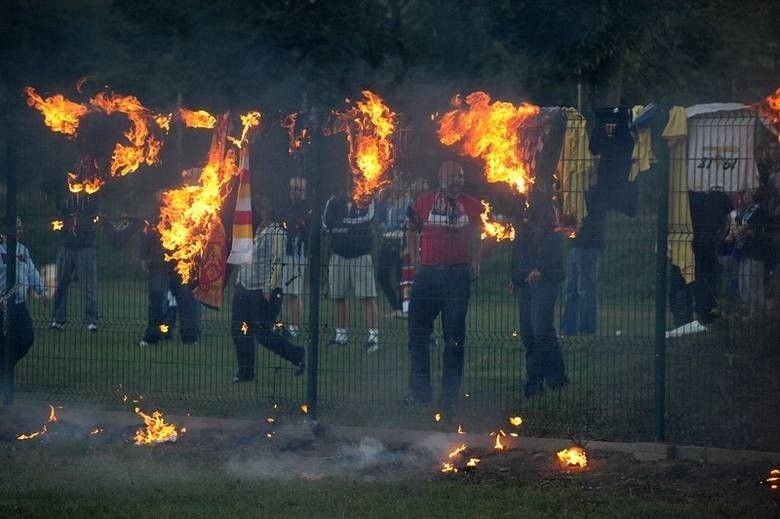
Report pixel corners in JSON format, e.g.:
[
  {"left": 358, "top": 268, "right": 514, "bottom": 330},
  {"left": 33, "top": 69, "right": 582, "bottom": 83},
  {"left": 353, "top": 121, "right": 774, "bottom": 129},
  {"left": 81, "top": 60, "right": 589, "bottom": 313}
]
[
  {"left": 405, "top": 200, "right": 422, "bottom": 269},
  {"left": 24, "top": 247, "right": 47, "bottom": 298},
  {"left": 266, "top": 225, "right": 285, "bottom": 299}
]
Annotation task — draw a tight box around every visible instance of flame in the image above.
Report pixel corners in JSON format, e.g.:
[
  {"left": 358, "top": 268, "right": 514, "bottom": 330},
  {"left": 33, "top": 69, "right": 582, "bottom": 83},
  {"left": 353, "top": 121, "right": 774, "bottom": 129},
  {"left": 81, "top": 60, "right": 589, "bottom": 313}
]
[
  {"left": 159, "top": 324, "right": 169, "bottom": 334},
  {"left": 241, "top": 322, "right": 249, "bottom": 335},
  {"left": 331, "top": 90, "right": 397, "bottom": 204},
  {"left": 179, "top": 108, "right": 217, "bottom": 129},
  {"left": 51, "top": 220, "right": 64, "bottom": 231},
  {"left": 17, "top": 425, "right": 47, "bottom": 441},
  {"left": 509, "top": 416, "right": 523, "bottom": 427},
  {"left": 440, "top": 462, "right": 458, "bottom": 473},
  {"left": 491, "top": 431, "right": 506, "bottom": 451},
  {"left": 434, "top": 413, "right": 442, "bottom": 422},
  {"left": 228, "top": 111, "right": 262, "bottom": 149},
  {"left": 89, "top": 427, "right": 103, "bottom": 436},
  {"left": 557, "top": 446, "right": 588, "bottom": 468},
  {"left": 133, "top": 407, "right": 183, "bottom": 445},
  {"left": 24, "top": 86, "right": 88, "bottom": 136},
  {"left": 89, "top": 92, "right": 167, "bottom": 177},
  {"left": 266, "top": 417, "right": 275, "bottom": 424},
  {"left": 765, "top": 468, "right": 780, "bottom": 491},
  {"left": 67, "top": 172, "right": 104, "bottom": 194},
  {"left": 466, "top": 458, "right": 481, "bottom": 467},
  {"left": 48, "top": 404, "right": 58, "bottom": 423},
  {"left": 480, "top": 200, "right": 515, "bottom": 241},
  {"left": 448, "top": 444, "right": 467, "bottom": 459},
  {"left": 438, "top": 91, "right": 540, "bottom": 194},
  {"left": 457, "top": 424, "right": 465, "bottom": 434},
  {"left": 158, "top": 115, "right": 238, "bottom": 283},
  {"left": 300, "top": 404, "right": 308, "bottom": 414},
  {"left": 762, "top": 88, "right": 780, "bottom": 140},
  {"left": 282, "top": 112, "right": 311, "bottom": 154}
]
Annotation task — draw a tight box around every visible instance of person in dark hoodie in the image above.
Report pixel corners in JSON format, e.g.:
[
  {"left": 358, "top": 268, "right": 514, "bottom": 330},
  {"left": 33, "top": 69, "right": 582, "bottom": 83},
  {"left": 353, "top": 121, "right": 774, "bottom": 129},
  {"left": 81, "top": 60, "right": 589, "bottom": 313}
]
[{"left": 512, "top": 187, "right": 568, "bottom": 398}]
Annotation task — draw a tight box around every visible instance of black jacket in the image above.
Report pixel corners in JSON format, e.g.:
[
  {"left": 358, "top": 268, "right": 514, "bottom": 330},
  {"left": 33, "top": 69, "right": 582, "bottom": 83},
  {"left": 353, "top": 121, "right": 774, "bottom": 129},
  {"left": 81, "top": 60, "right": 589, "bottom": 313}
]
[{"left": 511, "top": 195, "right": 564, "bottom": 285}]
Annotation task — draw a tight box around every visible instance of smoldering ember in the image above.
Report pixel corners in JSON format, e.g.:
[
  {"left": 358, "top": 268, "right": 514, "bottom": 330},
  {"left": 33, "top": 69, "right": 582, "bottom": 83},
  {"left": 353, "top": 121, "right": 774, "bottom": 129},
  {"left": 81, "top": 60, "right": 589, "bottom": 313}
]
[{"left": 1, "top": 1, "right": 780, "bottom": 517}]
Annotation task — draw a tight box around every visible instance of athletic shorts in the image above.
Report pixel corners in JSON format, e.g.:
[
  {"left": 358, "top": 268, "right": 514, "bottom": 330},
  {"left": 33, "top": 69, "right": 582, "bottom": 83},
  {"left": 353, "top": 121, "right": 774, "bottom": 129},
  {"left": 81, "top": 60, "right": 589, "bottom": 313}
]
[
  {"left": 281, "top": 255, "right": 307, "bottom": 296},
  {"left": 328, "top": 253, "right": 376, "bottom": 299}
]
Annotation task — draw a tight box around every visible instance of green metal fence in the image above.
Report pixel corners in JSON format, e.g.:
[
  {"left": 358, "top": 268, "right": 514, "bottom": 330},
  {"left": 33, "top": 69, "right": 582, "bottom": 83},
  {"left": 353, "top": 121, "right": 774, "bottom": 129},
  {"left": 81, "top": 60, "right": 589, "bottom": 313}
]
[{"left": 3, "top": 104, "right": 779, "bottom": 452}]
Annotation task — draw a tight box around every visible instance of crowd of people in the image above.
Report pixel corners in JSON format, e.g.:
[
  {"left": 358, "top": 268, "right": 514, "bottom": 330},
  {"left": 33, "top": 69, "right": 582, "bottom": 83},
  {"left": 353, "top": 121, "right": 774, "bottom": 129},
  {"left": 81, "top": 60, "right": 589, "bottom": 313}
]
[{"left": 5, "top": 142, "right": 779, "bottom": 411}]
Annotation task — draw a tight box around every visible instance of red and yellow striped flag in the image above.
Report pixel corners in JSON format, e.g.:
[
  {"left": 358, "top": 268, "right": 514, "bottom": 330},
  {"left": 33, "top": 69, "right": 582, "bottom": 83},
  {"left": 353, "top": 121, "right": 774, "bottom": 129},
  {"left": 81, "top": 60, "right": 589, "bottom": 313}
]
[{"left": 226, "top": 145, "right": 253, "bottom": 264}]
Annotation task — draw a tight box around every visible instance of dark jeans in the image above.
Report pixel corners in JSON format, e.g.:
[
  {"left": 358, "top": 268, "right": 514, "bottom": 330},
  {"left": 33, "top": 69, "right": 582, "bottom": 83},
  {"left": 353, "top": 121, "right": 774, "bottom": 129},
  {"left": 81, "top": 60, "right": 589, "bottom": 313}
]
[
  {"left": 231, "top": 284, "right": 304, "bottom": 381},
  {"left": 408, "top": 264, "right": 471, "bottom": 405},
  {"left": 669, "top": 264, "right": 693, "bottom": 327},
  {"left": 0, "top": 302, "right": 34, "bottom": 374},
  {"left": 377, "top": 238, "right": 403, "bottom": 311},
  {"left": 143, "top": 262, "right": 202, "bottom": 343},
  {"left": 519, "top": 281, "right": 567, "bottom": 393},
  {"left": 692, "top": 241, "right": 719, "bottom": 322},
  {"left": 561, "top": 247, "right": 600, "bottom": 335},
  {"left": 52, "top": 246, "right": 98, "bottom": 325}
]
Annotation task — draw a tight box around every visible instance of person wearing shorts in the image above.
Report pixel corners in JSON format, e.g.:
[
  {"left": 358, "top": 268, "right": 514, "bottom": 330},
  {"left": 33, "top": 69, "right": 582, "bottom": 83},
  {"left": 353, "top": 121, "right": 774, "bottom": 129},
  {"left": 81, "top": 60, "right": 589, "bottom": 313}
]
[{"left": 323, "top": 190, "right": 379, "bottom": 352}]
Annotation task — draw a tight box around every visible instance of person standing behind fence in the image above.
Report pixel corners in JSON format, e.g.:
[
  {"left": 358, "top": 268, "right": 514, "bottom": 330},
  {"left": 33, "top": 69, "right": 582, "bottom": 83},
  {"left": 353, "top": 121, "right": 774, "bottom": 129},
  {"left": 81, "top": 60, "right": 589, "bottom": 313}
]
[
  {"left": 404, "top": 161, "right": 482, "bottom": 411},
  {"left": 731, "top": 188, "right": 767, "bottom": 311},
  {"left": 323, "top": 187, "right": 380, "bottom": 352},
  {"left": 512, "top": 188, "right": 568, "bottom": 399},
  {"left": 231, "top": 196, "right": 304, "bottom": 383},
  {"left": 50, "top": 181, "right": 100, "bottom": 332},
  {"left": 376, "top": 171, "right": 410, "bottom": 319},
  {"left": 280, "top": 176, "right": 309, "bottom": 338},
  {"left": 138, "top": 190, "right": 203, "bottom": 346},
  {"left": 0, "top": 218, "right": 48, "bottom": 375},
  {"left": 763, "top": 173, "right": 780, "bottom": 309},
  {"left": 561, "top": 206, "right": 606, "bottom": 336}
]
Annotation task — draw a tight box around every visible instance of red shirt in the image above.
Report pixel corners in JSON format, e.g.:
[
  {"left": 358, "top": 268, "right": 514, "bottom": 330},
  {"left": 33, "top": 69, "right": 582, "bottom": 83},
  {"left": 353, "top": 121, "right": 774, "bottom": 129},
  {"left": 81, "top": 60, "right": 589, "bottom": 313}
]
[{"left": 409, "top": 190, "right": 482, "bottom": 266}]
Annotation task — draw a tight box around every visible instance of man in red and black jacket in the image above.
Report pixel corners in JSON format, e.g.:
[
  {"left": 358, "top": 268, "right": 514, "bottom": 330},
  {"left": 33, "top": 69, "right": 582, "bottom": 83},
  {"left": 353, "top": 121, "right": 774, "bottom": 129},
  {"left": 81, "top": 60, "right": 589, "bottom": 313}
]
[{"left": 404, "top": 161, "right": 482, "bottom": 411}]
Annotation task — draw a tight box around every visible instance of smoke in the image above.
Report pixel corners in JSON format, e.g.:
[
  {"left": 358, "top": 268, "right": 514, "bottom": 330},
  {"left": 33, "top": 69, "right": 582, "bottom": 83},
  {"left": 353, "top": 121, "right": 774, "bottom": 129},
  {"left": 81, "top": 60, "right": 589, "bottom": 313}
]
[{"left": 226, "top": 432, "right": 455, "bottom": 482}]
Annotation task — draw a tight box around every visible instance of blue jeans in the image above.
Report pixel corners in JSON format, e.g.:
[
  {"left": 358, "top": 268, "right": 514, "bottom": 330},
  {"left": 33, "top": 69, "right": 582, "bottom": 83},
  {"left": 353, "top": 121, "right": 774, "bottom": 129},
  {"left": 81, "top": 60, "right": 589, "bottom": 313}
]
[
  {"left": 561, "top": 247, "right": 600, "bottom": 335},
  {"left": 52, "top": 246, "right": 98, "bottom": 325},
  {"left": 408, "top": 265, "right": 471, "bottom": 405},
  {"left": 519, "top": 281, "right": 568, "bottom": 392}
]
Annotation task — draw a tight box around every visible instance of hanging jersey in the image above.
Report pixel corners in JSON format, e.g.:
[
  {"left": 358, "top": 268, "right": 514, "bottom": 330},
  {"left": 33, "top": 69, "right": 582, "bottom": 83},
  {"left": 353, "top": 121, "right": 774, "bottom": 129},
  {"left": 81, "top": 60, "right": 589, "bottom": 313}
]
[{"left": 685, "top": 105, "right": 757, "bottom": 192}]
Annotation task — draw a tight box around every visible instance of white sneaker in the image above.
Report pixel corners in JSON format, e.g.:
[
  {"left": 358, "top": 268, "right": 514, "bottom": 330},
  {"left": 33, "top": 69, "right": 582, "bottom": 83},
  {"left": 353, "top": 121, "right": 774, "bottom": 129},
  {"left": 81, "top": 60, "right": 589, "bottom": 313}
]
[
  {"left": 86, "top": 323, "right": 98, "bottom": 332},
  {"left": 665, "top": 320, "right": 707, "bottom": 339}
]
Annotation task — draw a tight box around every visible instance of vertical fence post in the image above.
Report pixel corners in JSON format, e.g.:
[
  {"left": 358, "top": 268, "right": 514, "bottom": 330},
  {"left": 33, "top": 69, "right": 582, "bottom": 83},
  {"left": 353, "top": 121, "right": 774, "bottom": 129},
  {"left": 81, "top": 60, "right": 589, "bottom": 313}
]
[
  {"left": 3, "top": 99, "right": 19, "bottom": 406},
  {"left": 653, "top": 124, "right": 670, "bottom": 442},
  {"left": 305, "top": 109, "right": 323, "bottom": 420}
]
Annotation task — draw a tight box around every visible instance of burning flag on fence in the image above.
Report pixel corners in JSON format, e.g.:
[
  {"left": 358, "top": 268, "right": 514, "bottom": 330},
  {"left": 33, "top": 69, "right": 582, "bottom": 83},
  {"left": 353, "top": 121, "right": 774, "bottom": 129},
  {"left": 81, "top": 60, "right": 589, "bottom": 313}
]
[
  {"left": 226, "top": 144, "right": 253, "bottom": 265},
  {"left": 438, "top": 91, "right": 540, "bottom": 195},
  {"left": 158, "top": 114, "right": 234, "bottom": 289},
  {"left": 330, "top": 91, "right": 397, "bottom": 205}
]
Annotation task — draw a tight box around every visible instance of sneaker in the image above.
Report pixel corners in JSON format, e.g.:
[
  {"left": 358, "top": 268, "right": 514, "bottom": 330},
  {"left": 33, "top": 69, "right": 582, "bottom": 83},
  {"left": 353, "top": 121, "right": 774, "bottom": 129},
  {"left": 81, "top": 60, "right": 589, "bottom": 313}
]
[
  {"left": 328, "top": 338, "right": 347, "bottom": 348},
  {"left": 366, "top": 341, "right": 379, "bottom": 354},
  {"left": 86, "top": 324, "right": 98, "bottom": 332},
  {"left": 49, "top": 322, "right": 64, "bottom": 331}
]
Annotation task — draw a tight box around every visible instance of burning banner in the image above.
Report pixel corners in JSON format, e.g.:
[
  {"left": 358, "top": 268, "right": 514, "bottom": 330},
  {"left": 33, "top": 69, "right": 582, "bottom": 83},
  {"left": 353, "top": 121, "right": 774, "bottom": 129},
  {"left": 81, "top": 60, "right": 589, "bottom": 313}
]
[
  {"left": 438, "top": 91, "right": 540, "bottom": 195},
  {"left": 761, "top": 87, "right": 780, "bottom": 141},
  {"left": 158, "top": 114, "right": 235, "bottom": 286},
  {"left": 179, "top": 108, "right": 217, "bottom": 129},
  {"left": 25, "top": 84, "right": 170, "bottom": 194},
  {"left": 89, "top": 92, "right": 170, "bottom": 177},
  {"left": 24, "top": 87, "right": 88, "bottom": 136},
  {"left": 480, "top": 200, "right": 515, "bottom": 241},
  {"left": 282, "top": 112, "right": 311, "bottom": 154},
  {"left": 330, "top": 91, "right": 397, "bottom": 204}
]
